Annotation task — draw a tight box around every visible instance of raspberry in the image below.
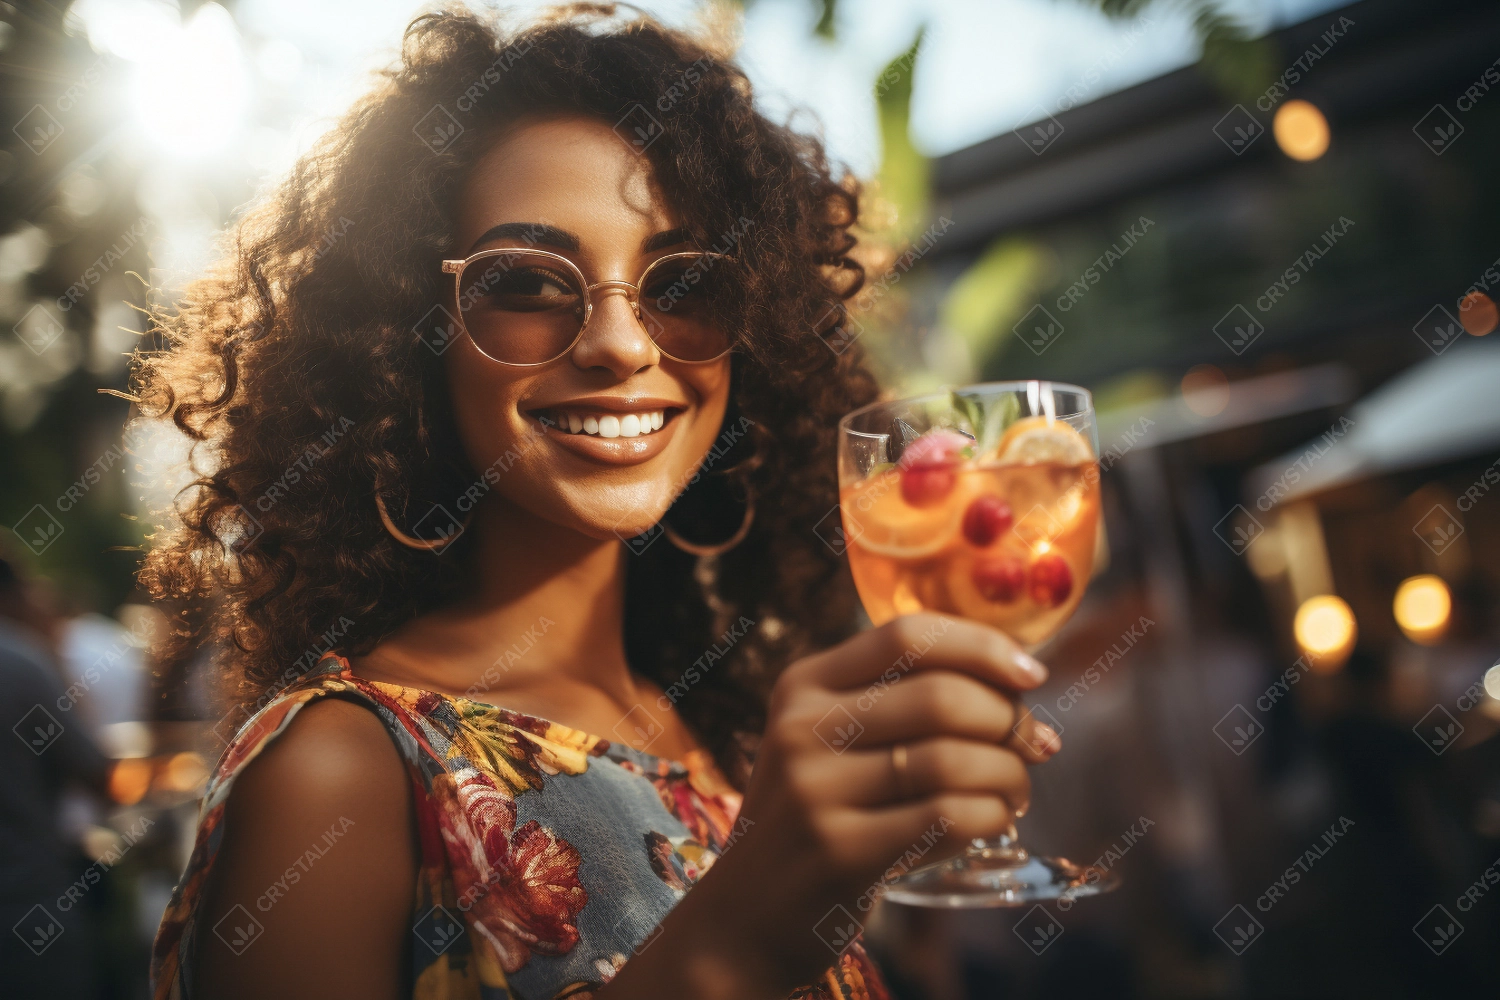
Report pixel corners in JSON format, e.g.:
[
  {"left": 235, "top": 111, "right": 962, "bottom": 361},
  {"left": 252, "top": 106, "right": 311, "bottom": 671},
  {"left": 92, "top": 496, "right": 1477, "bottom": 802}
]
[
  {"left": 961, "top": 496, "right": 1014, "bottom": 547},
  {"left": 1028, "top": 553, "right": 1074, "bottom": 607},
  {"left": 972, "top": 558, "right": 1027, "bottom": 603}
]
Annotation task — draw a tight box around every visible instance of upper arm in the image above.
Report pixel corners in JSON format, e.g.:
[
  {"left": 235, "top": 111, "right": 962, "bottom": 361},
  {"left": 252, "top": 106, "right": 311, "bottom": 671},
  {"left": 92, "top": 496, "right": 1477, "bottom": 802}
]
[{"left": 194, "top": 697, "right": 417, "bottom": 1000}]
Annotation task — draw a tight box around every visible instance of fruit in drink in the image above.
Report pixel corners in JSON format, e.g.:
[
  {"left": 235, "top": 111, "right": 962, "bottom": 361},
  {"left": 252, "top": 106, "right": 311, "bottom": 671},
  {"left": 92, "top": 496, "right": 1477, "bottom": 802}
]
[
  {"left": 1028, "top": 552, "right": 1074, "bottom": 607},
  {"left": 898, "top": 430, "right": 970, "bottom": 507},
  {"left": 962, "top": 496, "right": 1014, "bottom": 547},
  {"left": 972, "top": 557, "right": 1027, "bottom": 602},
  {"left": 841, "top": 423, "right": 1097, "bottom": 647}
]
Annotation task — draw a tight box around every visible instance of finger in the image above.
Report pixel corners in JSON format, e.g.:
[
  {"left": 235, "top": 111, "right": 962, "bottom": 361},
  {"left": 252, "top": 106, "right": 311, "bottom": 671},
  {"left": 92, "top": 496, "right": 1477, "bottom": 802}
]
[
  {"left": 833, "top": 670, "right": 1021, "bottom": 747},
  {"left": 1006, "top": 706, "right": 1063, "bottom": 764},
  {"left": 802, "top": 612, "right": 1048, "bottom": 696},
  {"left": 804, "top": 738, "right": 1031, "bottom": 811}
]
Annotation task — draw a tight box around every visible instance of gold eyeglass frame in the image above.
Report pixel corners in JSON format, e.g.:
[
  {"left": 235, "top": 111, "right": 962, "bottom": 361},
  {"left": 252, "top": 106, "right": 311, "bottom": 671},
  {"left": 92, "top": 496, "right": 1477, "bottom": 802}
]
[{"left": 439, "top": 248, "right": 733, "bottom": 367}]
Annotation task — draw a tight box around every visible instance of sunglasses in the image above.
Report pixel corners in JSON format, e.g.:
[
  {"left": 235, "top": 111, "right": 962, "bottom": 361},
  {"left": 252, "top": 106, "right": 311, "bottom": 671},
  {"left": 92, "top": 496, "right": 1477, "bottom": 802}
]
[{"left": 439, "top": 248, "right": 734, "bottom": 366}]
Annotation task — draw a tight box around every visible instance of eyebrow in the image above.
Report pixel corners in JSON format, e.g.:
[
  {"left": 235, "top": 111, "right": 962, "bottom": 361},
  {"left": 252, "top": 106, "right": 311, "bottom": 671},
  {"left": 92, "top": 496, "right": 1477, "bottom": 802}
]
[{"left": 466, "top": 223, "right": 693, "bottom": 256}]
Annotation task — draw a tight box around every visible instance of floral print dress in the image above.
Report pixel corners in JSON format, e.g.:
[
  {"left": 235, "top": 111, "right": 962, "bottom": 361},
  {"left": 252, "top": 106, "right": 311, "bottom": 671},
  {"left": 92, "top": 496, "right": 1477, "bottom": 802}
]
[{"left": 151, "top": 656, "right": 889, "bottom": 1000}]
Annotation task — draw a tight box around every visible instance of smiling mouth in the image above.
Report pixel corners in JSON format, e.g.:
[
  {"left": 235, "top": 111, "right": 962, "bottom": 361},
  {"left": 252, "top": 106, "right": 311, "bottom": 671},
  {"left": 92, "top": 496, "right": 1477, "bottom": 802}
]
[{"left": 530, "top": 406, "right": 681, "bottom": 439}]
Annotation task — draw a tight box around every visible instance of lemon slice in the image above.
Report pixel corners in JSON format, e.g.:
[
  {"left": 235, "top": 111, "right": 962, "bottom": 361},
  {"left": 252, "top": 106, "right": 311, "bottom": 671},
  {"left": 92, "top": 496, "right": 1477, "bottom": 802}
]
[
  {"left": 846, "top": 471, "right": 961, "bottom": 559},
  {"left": 993, "top": 417, "right": 1093, "bottom": 466}
]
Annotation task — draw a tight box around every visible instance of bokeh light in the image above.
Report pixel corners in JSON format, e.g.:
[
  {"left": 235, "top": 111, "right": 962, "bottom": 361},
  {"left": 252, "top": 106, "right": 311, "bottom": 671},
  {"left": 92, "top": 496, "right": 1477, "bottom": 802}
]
[
  {"left": 1181, "top": 363, "right": 1229, "bottom": 416},
  {"left": 108, "top": 758, "right": 153, "bottom": 805},
  {"left": 162, "top": 752, "right": 210, "bottom": 794},
  {"left": 1458, "top": 290, "right": 1497, "bottom": 336},
  {"left": 127, "top": 3, "right": 251, "bottom": 161},
  {"left": 1393, "top": 574, "right": 1451, "bottom": 645},
  {"left": 1274, "top": 99, "right": 1331, "bottom": 161},
  {"left": 1484, "top": 664, "right": 1500, "bottom": 701},
  {"left": 1294, "top": 594, "right": 1356, "bottom": 670}
]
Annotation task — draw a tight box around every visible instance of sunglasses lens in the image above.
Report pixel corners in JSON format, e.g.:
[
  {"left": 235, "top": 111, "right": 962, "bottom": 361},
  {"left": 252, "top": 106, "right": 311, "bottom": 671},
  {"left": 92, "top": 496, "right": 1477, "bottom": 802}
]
[
  {"left": 457, "top": 253, "right": 585, "bottom": 364},
  {"left": 639, "top": 254, "right": 733, "bottom": 362}
]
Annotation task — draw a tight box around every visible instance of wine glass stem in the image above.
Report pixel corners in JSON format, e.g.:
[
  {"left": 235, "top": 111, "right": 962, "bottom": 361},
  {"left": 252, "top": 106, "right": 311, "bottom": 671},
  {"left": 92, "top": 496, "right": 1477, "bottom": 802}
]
[{"left": 967, "top": 823, "right": 1030, "bottom": 865}]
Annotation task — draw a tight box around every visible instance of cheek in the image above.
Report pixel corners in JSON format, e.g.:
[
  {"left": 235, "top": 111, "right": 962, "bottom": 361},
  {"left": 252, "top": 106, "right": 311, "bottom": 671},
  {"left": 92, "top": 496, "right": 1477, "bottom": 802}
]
[{"left": 444, "top": 343, "right": 530, "bottom": 473}]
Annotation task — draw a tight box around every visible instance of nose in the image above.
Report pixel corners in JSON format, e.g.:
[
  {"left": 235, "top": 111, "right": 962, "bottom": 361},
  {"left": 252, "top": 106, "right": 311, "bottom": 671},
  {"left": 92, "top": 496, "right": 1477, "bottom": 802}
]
[{"left": 569, "top": 285, "right": 660, "bottom": 377}]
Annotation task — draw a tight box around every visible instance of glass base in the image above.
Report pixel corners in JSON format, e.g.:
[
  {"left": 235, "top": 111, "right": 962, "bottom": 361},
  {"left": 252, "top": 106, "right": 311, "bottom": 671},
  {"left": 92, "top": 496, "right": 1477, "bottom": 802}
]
[{"left": 881, "top": 837, "right": 1121, "bottom": 909}]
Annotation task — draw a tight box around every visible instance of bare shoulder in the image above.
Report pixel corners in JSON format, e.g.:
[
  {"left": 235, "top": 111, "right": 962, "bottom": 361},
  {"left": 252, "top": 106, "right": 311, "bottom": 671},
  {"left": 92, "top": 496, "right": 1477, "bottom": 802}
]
[{"left": 194, "top": 696, "right": 416, "bottom": 1000}]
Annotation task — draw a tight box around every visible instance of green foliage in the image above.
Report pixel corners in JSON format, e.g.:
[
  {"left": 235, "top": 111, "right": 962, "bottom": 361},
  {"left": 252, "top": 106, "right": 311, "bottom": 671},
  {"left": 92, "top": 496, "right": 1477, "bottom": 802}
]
[{"left": 874, "top": 27, "right": 928, "bottom": 238}]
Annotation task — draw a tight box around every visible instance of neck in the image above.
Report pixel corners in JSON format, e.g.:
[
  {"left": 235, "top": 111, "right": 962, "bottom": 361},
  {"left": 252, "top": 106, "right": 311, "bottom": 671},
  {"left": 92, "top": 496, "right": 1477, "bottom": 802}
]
[{"left": 364, "top": 492, "right": 633, "bottom": 700}]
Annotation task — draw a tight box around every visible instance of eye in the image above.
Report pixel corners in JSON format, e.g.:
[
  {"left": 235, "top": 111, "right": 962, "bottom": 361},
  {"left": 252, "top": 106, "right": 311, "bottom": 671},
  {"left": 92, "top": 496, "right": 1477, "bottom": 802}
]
[{"left": 483, "top": 267, "right": 582, "bottom": 312}]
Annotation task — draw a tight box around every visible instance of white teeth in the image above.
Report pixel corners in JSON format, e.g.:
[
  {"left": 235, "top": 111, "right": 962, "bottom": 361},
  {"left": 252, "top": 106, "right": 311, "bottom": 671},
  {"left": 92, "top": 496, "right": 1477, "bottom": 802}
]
[{"left": 553, "top": 409, "right": 667, "bottom": 437}]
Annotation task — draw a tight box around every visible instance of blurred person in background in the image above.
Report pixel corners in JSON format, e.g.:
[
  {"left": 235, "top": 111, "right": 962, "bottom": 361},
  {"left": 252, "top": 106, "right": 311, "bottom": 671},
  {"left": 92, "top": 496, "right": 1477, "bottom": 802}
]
[
  {"left": 0, "top": 554, "right": 112, "bottom": 999},
  {"left": 136, "top": 5, "right": 1069, "bottom": 999}
]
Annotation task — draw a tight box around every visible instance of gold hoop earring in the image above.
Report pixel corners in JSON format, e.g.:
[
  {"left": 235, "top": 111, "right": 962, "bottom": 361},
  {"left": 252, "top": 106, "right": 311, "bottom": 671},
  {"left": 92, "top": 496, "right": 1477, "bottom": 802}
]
[
  {"left": 374, "top": 490, "right": 470, "bottom": 552},
  {"left": 662, "top": 498, "right": 755, "bottom": 558}
]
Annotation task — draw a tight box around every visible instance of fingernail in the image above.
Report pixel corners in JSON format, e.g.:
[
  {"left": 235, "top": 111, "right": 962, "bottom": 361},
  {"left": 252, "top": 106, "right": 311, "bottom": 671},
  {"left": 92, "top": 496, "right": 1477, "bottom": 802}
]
[
  {"left": 1017, "top": 652, "right": 1047, "bottom": 683},
  {"left": 1033, "top": 723, "right": 1060, "bottom": 753},
  {"left": 1016, "top": 803, "right": 1029, "bottom": 818}
]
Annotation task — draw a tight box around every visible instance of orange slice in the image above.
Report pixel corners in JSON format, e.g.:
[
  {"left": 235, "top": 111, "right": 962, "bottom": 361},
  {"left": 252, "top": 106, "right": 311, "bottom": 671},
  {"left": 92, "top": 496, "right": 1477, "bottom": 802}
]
[
  {"left": 846, "top": 471, "right": 962, "bottom": 559},
  {"left": 993, "top": 417, "right": 1093, "bottom": 466}
]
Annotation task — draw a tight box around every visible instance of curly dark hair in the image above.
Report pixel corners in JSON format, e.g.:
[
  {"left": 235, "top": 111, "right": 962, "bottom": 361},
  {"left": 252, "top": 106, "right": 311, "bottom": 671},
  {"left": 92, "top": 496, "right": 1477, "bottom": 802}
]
[{"left": 134, "top": 2, "right": 877, "bottom": 785}]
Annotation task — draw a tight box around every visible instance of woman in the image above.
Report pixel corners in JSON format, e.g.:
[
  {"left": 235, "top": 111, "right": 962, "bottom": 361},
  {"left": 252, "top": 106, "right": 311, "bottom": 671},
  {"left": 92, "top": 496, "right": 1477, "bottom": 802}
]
[{"left": 141, "top": 6, "right": 1060, "bottom": 999}]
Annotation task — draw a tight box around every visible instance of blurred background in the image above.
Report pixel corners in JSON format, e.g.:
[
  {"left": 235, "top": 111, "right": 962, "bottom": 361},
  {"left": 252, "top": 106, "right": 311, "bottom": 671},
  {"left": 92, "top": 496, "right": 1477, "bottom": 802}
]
[{"left": 1, "top": 0, "right": 1497, "bottom": 996}]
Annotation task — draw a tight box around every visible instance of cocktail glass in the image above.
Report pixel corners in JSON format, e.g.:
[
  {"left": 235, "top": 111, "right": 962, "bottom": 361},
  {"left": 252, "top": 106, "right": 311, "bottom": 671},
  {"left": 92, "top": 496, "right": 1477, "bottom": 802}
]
[{"left": 838, "top": 381, "right": 1119, "bottom": 907}]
